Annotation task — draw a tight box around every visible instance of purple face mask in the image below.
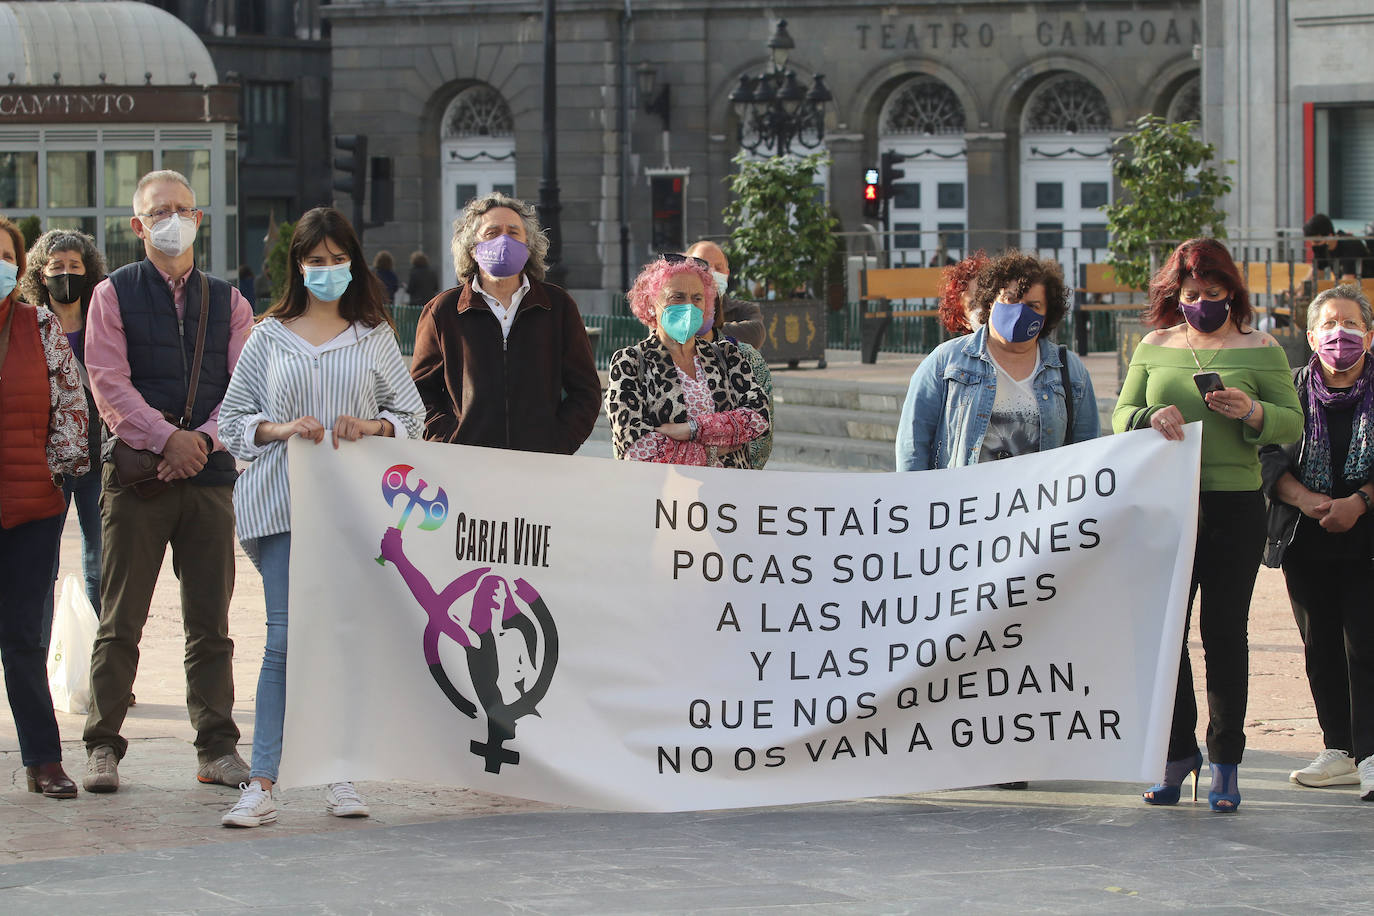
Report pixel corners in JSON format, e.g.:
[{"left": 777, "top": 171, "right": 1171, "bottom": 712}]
[
  {"left": 473, "top": 234, "right": 529, "bottom": 279},
  {"left": 1180, "top": 296, "right": 1231, "bottom": 333},
  {"left": 1317, "top": 326, "right": 1367, "bottom": 372},
  {"left": 696, "top": 307, "right": 715, "bottom": 337}
]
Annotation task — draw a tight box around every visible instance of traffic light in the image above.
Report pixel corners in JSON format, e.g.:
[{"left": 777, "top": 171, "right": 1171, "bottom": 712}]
[
  {"left": 369, "top": 156, "right": 394, "bottom": 226},
  {"left": 879, "top": 150, "right": 907, "bottom": 201},
  {"left": 863, "top": 167, "right": 880, "bottom": 220},
  {"left": 332, "top": 134, "right": 368, "bottom": 229}
]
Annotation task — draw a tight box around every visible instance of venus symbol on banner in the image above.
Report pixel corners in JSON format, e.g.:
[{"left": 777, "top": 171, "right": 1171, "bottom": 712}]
[{"left": 375, "top": 462, "right": 559, "bottom": 773}]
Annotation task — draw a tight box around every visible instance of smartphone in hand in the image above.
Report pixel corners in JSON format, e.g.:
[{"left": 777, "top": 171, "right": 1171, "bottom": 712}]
[{"left": 1193, "top": 371, "right": 1224, "bottom": 397}]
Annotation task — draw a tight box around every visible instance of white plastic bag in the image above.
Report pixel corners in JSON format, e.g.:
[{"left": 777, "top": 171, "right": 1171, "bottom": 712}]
[{"left": 47, "top": 574, "right": 99, "bottom": 714}]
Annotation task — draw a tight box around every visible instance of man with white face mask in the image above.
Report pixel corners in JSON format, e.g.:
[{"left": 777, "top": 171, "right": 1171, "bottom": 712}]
[
  {"left": 685, "top": 239, "right": 764, "bottom": 349},
  {"left": 80, "top": 170, "right": 254, "bottom": 794}
]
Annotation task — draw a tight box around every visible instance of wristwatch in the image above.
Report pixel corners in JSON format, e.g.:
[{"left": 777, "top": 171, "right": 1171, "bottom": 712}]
[
  {"left": 198, "top": 431, "right": 214, "bottom": 451},
  {"left": 1356, "top": 490, "right": 1373, "bottom": 514}
]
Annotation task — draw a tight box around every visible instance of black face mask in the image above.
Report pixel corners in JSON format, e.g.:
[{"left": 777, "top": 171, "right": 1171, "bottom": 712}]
[{"left": 44, "top": 272, "right": 89, "bottom": 305}]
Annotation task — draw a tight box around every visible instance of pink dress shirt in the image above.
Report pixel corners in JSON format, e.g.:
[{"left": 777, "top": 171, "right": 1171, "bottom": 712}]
[{"left": 84, "top": 264, "right": 254, "bottom": 453}]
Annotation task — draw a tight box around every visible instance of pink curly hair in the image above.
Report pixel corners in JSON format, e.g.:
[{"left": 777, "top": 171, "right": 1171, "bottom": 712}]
[{"left": 627, "top": 258, "right": 717, "bottom": 330}]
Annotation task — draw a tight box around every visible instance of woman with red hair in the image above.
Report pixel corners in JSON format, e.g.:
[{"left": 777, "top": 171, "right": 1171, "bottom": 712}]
[
  {"left": 937, "top": 251, "right": 989, "bottom": 336},
  {"left": 1113, "top": 238, "right": 1302, "bottom": 812}
]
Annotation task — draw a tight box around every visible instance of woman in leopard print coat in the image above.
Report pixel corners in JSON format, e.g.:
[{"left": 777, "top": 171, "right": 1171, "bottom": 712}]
[{"left": 604, "top": 256, "right": 769, "bottom": 468}]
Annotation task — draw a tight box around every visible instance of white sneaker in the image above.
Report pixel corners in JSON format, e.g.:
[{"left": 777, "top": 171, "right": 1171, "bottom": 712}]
[
  {"left": 1359, "top": 757, "right": 1374, "bottom": 802},
  {"left": 221, "top": 781, "right": 277, "bottom": 828},
  {"left": 324, "top": 781, "right": 370, "bottom": 818},
  {"left": 1290, "top": 749, "right": 1359, "bottom": 787}
]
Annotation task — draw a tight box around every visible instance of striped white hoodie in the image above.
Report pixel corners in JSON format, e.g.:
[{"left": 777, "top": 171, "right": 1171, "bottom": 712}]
[{"left": 220, "top": 317, "right": 424, "bottom": 541}]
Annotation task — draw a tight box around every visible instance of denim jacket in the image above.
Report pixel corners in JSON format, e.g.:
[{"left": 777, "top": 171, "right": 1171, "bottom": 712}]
[{"left": 895, "top": 327, "right": 1100, "bottom": 471}]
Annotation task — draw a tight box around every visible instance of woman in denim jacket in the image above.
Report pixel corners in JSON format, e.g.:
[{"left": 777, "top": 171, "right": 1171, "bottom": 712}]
[{"left": 896, "top": 252, "right": 1098, "bottom": 471}]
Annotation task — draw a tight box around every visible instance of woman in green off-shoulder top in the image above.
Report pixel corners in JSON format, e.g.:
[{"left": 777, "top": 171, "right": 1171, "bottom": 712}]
[{"left": 1114, "top": 238, "right": 1302, "bottom": 813}]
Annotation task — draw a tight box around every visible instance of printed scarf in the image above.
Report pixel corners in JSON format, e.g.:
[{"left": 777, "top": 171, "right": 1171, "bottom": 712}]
[{"left": 1300, "top": 354, "right": 1374, "bottom": 495}]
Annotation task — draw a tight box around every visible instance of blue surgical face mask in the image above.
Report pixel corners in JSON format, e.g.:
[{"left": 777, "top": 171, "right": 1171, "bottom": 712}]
[
  {"left": 989, "top": 301, "right": 1044, "bottom": 343},
  {"left": 0, "top": 259, "right": 16, "bottom": 301},
  {"left": 660, "top": 303, "right": 704, "bottom": 344},
  {"left": 302, "top": 261, "right": 353, "bottom": 302}
]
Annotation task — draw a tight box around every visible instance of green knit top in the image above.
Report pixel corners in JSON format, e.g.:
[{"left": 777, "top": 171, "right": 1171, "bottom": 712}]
[{"left": 1112, "top": 342, "right": 1303, "bottom": 491}]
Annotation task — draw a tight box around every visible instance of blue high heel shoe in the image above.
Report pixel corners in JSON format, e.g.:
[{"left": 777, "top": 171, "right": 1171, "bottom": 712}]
[
  {"left": 1143, "top": 750, "right": 1203, "bottom": 805},
  {"left": 1209, "top": 763, "right": 1240, "bottom": 812}
]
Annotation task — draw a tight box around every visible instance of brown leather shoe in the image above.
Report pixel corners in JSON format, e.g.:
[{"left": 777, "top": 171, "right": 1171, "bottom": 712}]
[{"left": 26, "top": 763, "right": 78, "bottom": 799}]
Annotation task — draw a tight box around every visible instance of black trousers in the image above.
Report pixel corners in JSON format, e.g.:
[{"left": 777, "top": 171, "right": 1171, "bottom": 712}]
[
  {"left": 0, "top": 512, "right": 65, "bottom": 766},
  {"left": 1167, "top": 490, "right": 1267, "bottom": 766},
  {"left": 1282, "top": 531, "right": 1374, "bottom": 763}
]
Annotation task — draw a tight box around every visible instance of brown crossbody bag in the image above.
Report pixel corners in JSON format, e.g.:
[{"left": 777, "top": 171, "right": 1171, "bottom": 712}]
[{"left": 110, "top": 272, "right": 211, "bottom": 498}]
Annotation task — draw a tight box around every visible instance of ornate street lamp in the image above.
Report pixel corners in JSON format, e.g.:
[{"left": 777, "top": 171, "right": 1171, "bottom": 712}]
[{"left": 729, "top": 19, "right": 832, "bottom": 157}]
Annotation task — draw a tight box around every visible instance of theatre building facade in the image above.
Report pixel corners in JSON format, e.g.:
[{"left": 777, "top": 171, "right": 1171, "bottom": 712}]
[{"left": 325, "top": 0, "right": 1202, "bottom": 305}]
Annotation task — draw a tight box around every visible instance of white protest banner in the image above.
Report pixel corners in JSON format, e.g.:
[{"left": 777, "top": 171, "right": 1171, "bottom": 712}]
[{"left": 279, "top": 425, "right": 1200, "bottom": 812}]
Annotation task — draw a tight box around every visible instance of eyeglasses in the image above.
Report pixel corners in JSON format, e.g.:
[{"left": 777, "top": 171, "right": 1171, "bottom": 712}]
[
  {"left": 138, "top": 206, "right": 200, "bottom": 225},
  {"left": 660, "top": 252, "right": 709, "bottom": 271},
  {"left": 1317, "top": 318, "right": 1368, "bottom": 332}
]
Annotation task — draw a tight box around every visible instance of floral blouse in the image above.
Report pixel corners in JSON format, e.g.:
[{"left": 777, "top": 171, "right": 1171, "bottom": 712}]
[{"left": 38, "top": 305, "right": 90, "bottom": 477}]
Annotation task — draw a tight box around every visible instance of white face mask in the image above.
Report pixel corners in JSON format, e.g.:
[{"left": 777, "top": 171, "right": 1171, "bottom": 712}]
[
  {"left": 711, "top": 270, "right": 729, "bottom": 298},
  {"left": 147, "top": 214, "right": 198, "bottom": 257}
]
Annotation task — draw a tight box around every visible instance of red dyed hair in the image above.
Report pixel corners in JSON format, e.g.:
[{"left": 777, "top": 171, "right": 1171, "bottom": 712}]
[
  {"left": 1145, "top": 238, "right": 1252, "bottom": 331},
  {"left": 937, "top": 251, "right": 989, "bottom": 334},
  {"left": 627, "top": 257, "right": 716, "bottom": 330}
]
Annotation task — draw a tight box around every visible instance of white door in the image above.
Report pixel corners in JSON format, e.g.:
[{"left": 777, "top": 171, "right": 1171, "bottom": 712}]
[
  {"left": 440, "top": 139, "right": 515, "bottom": 287},
  {"left": 1019, "top": 137, "right": 1112, "bottom": 285},
  {"left": 884, "top": 138, "right": 968, "bottom": 267}
]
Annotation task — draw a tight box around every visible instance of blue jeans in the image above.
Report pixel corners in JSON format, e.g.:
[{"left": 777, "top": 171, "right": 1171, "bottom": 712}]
[
  {"left": 242, "top": 532, "right": 290, "bottom": 783},
  {"left": 1, "top": 514, "right": 65, "bottom": 765},
  {"left": 40, "top": 470, "right": 103, "bottom": 651}
]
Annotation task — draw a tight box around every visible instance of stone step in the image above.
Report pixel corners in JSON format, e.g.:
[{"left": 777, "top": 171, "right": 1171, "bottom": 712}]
[
  {"left": 769, "top": 431, "right": 894, "bottom": 473},
  {"left": 772, "top": 377, "right": 910, "bottom": 413},
  {"left": 773, "top": 402, "right": 897, "bottom": 443}
]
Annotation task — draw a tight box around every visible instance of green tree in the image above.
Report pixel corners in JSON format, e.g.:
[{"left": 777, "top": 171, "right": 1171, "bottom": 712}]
[
  {"left": 17, "top": 215, "right": 41, "bottom": 249},
  {"left": 723, "top": 151, "right": 838, "bottom": 299},
  {"left": 264, "top": 220, "right": 294, "bottom": 305},
  {"left": 1104, "top": 114, "right": 1232, "bottom": 290}
]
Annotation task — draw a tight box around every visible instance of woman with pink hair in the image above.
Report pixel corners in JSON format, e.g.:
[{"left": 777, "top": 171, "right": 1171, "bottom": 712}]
[{"left": 604, "top": 255, "right": 769, "bottom": 467}]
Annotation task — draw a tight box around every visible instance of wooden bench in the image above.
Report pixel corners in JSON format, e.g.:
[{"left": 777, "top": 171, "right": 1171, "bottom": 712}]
[
  {"left": 858, "top": 267, "right": 945, "bottom": 363},
  {"left": 1314, "top": 277, "right": 1374, "bottom": 298}
]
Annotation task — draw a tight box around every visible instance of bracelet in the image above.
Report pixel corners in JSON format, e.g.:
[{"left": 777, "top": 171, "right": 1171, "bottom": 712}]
[
  {"left": 688, "top": 417, "right": 699, "bottom": 441},
  {"left": 1239, "top": 399, "right": 1257, "bottom": 422},
  {"left": 1356, "top": 490, "right": 1373, "bottom": 514}
]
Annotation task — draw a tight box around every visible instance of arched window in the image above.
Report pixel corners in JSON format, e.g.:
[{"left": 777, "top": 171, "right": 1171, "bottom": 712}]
[
  {"left": 1167, "top": 75, "right": 1202, "bottom": 125},
  {"left": 1023, "top": 74, "right": 1112, "bottom": 135},
  {"left": 881, "top": 76, "right": 966, "bottom": 136},
  {"left": 438, "top": 85, "right": 516, "bottom": 284},
  {"left": 442, "top": 86, "right": 514, "bottom": 140}
]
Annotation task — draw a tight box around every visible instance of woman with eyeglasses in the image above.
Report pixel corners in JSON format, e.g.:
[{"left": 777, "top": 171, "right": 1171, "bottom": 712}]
[
  {"left": 1114, "top": 238, "right": 1303, "bottom": 812},
  {"left": 1260, "top": 284, "right": 1374, "bottom": 802},
  {"left": 410, "top": 193, "right": 600, "bottom": 454},
  {"left": 604, "top": 255, "right": 769, "bottom": 467}
]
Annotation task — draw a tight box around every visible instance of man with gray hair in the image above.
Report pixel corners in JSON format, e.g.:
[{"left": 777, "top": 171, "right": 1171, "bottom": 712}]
[{"left": 81, "top": 169, "right": 254, "bottom": 792}]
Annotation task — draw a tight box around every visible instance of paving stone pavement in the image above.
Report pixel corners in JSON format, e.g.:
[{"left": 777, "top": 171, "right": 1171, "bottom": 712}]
[{"left": 2, "top": 349, "right": 1366, "bottom": 913}]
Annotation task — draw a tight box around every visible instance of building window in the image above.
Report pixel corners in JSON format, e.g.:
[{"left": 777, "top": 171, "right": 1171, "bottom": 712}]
[
  {"left": 0, "top": 151, "right": 38, "bottom": 209},
  {"left": 937, "top": 183, "right": 964, "bottom": 209},
  {"left": 1314, "top": 105, "right": 1374, "bottom": 226},
  {"left": 649, "top": 173, "right": 686, "bottom": 253},
  {"left": 1167, "top": 75, "right": 1202, "bottom": 125},
  {"left": 881, "top": 76, "right": 966, "bottom": 136},
  {"left": 244, "top": 82, "right": 291, "bottom": 161},
  {"left": 893, "top": 184, "right": 920, "bottom": 209},
  {"left": 1080, "top": 182, "right": 1109, "bottom": 208},
  {"left": 1024, "top": 74, "right": 1112, "bottom": 134},
  {"left": 1036, "top": 223, "right": 1064, "bottom": 250},
  {"left": 1036, "top": 182, "right": 1064, "bottom": 209},
  {"left": 236, "top": 0, "right": 269, "bottom": 35},
  {"left": 443, "top": 86, "right": 515, "bottom": 140}
]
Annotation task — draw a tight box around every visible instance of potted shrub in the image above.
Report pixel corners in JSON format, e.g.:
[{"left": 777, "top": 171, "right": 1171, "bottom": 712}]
[{"left": 723, "top": 150, "right": 838, "bottom": 368}]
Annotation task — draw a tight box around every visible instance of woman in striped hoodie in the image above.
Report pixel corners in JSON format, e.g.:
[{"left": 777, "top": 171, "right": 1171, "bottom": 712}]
[{"left": 217, "top": 207, "right": 424, "bottom": 828}]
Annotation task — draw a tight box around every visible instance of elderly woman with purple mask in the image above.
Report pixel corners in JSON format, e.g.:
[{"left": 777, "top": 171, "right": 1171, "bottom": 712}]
[
  {"left": 409, "top": 193, "right": 600, "bottom": 453},
  {"left": 1261, "top": 284, "right": 1374, "bottom": 803},
  {"left": 604, "top": 255, "right": 769, "bottom": 467}
]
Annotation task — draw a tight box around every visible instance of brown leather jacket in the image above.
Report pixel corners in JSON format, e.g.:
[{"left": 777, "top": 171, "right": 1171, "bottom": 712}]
[{"left": 410, "top": 280, "right": 601, "bottom": 453}]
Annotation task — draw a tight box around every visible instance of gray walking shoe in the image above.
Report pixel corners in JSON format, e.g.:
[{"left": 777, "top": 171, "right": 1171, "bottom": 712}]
[
  {"left": 197, "top": 751, "right": 250, "bottom": 787},
  {"left": 82, "top": 745, "right": 120, "bottom": 793}
]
